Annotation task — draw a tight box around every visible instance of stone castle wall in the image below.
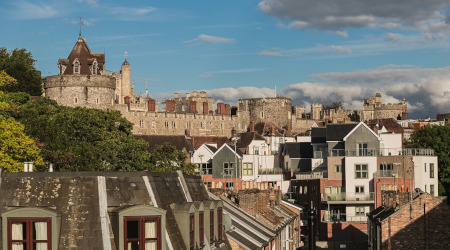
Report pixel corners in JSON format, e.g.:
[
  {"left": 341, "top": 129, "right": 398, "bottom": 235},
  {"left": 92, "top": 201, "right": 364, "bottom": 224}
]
[
  {"left": 173, "top": 92, "right": 214, "bottom": 114},
  {"left": 44, "top": 75, "right": 115, "bottom": 108},
  {"left": 238, "top": 97, "right": 292, "bottom": 129},
  {"left": 117, "top": 104, "right": 250, "bottom": 137}
]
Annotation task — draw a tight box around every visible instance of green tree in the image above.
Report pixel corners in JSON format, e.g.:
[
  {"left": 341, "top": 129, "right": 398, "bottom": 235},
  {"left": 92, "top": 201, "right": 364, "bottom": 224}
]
[
  {"left": 14, "top": 98, "right": 152, "bottom": 171},
  {"left": 0, "top": 70, "right": 17, "bottom": 92},
  {"left": 0, "top": 48, "right": 42, "bottom": 96},
  {"left": 149, "top": 142, "right": 197, "bottom": 175},
  {"left": 0, "top": 94, "right": 43, "bottom": 171},
  {"left": 408, "top": 124, "right": 450, "bottom": 198}
]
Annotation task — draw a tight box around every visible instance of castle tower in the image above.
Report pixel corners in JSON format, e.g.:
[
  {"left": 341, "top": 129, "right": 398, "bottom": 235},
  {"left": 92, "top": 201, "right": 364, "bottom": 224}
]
[
  {"left": 43, "top": 36, "right": 115, "bottom": 108},
  {"left": 120, "top": 56, "right": 131, "bottom": 104},
  {"left": 311, "top": 103, "right": 323, "bottom": 120}
]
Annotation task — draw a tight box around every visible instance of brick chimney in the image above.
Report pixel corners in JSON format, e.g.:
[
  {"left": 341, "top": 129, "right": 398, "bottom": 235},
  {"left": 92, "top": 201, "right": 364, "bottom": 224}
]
[{"left": 250, "top": 120, "right": 255, "bottom": 132}]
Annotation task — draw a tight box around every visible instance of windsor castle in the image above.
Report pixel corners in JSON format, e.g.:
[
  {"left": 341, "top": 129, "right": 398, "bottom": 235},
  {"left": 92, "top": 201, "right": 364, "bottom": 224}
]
[{"left": 43, "top": 36, "right": 408, "bottom": 137}]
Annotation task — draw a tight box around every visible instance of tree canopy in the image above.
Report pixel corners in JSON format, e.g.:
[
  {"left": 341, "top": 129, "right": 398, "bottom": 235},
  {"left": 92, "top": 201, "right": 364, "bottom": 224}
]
[
  {"left": 0, "top": 91, "right": 43, "bottom": 172},
  {"left": 14, "top": 98, "right": 153, "bottom": 172},
  {"left": 408, "top": 124, "right": 450, "bottom": 197},
  {"left": 149, "top": 142, "right": 197, "bottom": 175},
  {"left": 0, "top": 48, "right": 42, "bottom": 96}
]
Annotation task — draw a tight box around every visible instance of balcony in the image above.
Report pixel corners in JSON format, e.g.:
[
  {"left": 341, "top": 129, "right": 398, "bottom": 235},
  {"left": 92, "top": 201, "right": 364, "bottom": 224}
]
[
  {"left": 258, "top": 168, "right": 283, "bottom": 175},
  {"left": 323, "top": 212, "right": 367, "bottom": 222},
  {"left": 373, "top": 170, "right": 403, "bottom": 178},
  {"left": 322, "top": 192, "right": 374, "bottom": 204},
  {"left": 329, "top": 148, "right": 434, "bottom": 157},
  {"left": 295, "top": 171, "right": 327, "bottom": 180}
]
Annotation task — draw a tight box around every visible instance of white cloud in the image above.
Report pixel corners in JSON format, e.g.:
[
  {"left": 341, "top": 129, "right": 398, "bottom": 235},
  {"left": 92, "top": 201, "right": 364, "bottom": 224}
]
[
  {"left": 384, "top": 33, "right": 404, "bottom": 43},
  {"left": 8, "top": 1, "right": 59, "bottom": 19},
  {"left": 77, "top": 0, "right": 98, "bottom": 7},
  {"left": 334, "top": 31, "right": 348, "bottom": 38},
  {"left": 154, "top": 65, "right": 450, "bottom": 118},
  {"left": 259, "top": 0, "right": 450, "bottom": 38},
  {"left": 185, "top": 34, "right": 235, "bottom": 46},
  {"left": 108, "top": 6, "right": 156, "bottom": 16},
  {"left": 259, "top": 51, "right": 285, "bottom": 57}
]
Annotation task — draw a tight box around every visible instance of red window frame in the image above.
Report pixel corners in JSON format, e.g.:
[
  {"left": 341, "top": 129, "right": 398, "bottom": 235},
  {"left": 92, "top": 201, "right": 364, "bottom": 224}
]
[
  {"left": 210, "top": 210, "right": 214, "bottom": 242},
  {"left": 218, "top": 208, "right": 223, "bottom": 240},
  {"left": 199, "top": 212, "right": 204, "bottom": 245},
  {"left": 7, "top": 218, "right": 52, "bottom": 250},
  {"left": 189, "top": 214, "right": 195, "bottom": 249},
  {"left": 124, "top": 216, "right": 161, "bottom": 250}
]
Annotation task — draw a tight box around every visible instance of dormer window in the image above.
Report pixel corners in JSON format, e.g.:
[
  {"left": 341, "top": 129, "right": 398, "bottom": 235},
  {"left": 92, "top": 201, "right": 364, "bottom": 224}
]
[
  {"left": 92, "top": 61, "right": 98, "bottom": 75},
  {"left": 73, "top": 59, "right": 80, "bottom": 75},
  {"left": 124, "top": 217, "right": 161, "bottom": 250},
  {"left": 189, "top": 214, "right": 195, "bottom": 249}
]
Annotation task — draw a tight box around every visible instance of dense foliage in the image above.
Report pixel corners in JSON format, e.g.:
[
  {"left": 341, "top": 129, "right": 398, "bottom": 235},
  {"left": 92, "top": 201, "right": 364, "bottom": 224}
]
[
  {"left": 0, "top": 48, "right": 42, "bottom": 96},
  {"left": 14, "top": 98, "right": 153, "bottom": 172},
  {"left": 0, "top": 91, "right": 43, "bottom": 172},
  {"left": 408, "top": 124, "right": 450, "bottom": 197},
  {"left": 149, "top": 142, "right": 197, "bottom": 175}
]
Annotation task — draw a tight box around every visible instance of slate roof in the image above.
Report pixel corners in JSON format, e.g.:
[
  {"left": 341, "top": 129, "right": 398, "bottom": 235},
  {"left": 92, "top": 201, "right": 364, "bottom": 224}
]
[
  {"left": 0, "top": 171, "right": 228, "bottom": 250},
  {"left": 236, "top": 131, "right": 265, "bottom": 149},
  {"left": 191, "top": 136, "right": 230, "bottom": 150},
  {"left": 284, "top": 143, "right": 302, "bottom": 158},
  {"left": 326, "top": 123, "right": 358, "bottom": 141},
  {"left": 209, "top": 192, "right": 275, "bottom": 249},
  {"left": 365, "top": 118, "right": 404, "bottom": 134},
  {"left": 134, "top": 134, "right": 194, "bottom": 153},
  {"left": 205, "top": 144, "right": 218, "bottom": 153},
  {"left": 59, "top": 37, "right": 105, "bottom": 75},
  {"left": 311, "top": 127, "right": 327, "bottom": 143}
]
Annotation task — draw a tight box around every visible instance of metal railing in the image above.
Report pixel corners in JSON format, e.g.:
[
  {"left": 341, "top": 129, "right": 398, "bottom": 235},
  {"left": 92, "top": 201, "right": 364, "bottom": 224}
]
[
  {"left": 295, "top": 172, "right": 326, "bottom": 180},
  {"left": 373, "top": 170, "right": 402, "bottom": 178},
  {"left": 323, "top": 192, "right": 374, "bottom": 202},
  {"left": 258, "top": 168, "right": 283, "bottom": 175},
  {"left": 340, "top": 148, "right": 434, "bottom": 157}
]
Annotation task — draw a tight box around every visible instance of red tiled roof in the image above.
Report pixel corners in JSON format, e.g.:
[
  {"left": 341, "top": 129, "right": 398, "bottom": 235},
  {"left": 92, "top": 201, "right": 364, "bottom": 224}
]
[{"left": 191, "top": 136, "right": 230, "bottom": 150}]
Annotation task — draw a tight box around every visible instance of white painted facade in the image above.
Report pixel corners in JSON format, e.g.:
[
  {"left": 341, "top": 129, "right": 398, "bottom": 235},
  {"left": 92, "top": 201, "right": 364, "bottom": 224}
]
[
  {"left": 344, "top": 156, "right": 378, "bottom": 195},
  {"left": 191, "top": 144, "right": 216, "bottom": 164},
  {"left": 412, "top": 156, "right": 439, "bottom": 196},
  {"left": 379, "top": 133, "right": 402, "bottom": 156},
  {"left": 247, "top": 139, "right": 269, "bottom": 156}
]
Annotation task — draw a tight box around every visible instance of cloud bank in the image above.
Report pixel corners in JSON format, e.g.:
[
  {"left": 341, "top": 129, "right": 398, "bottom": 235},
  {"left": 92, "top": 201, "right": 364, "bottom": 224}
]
[
  {"left": 158, "top": 65, "right": 449, "bottom": 119},
  {"left": 259, "top": 0, "right": 450, "bottom": 39}
]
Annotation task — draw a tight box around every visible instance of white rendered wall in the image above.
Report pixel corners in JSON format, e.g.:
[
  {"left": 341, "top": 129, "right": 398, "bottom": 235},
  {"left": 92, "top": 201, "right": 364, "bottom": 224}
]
[
  {"left": 412, "top": 156, "right": 438, "bottom": 196},
  {"left": 344, "top": 156, "right": 378, "bottom": 195}
]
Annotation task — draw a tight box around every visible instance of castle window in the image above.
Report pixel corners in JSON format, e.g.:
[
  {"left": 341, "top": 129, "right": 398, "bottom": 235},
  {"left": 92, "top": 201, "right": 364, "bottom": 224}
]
[
  {"left": 172, "top": 121, "right": 176, "bottom": 128},
  {"left": 186, "top": 122, "right": 190, "bottom": 128},
  {"left": 73, "top": 59, "right": 80, "bottom": 74},
  {"left": 151, "top": 121, "right": 155, "bottom": 128},
  {"left": 96, "top": 98, "right": 100, "bottom": 104},
  {"left": 139, "top": 120, "right": 144, "bottom": 127},
  {"left": 260, "top": 111, "right": 264, "bottom": 118},
  {"left": 74, "top": 97, "right": 78, "bottom": 104},
  {"left": 200, "top": 122, "right": 205, "bottom": 128},
  {"left": 164, "top": 121, "right": 169, "bottom": 128},
  {"left": 92, "top": 61, "right": 98, "bottom": 75}
]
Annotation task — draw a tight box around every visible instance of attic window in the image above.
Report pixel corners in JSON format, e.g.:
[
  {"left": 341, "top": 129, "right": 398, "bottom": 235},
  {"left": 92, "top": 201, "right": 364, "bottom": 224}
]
[
  {"left": 73, "top": 59, "right": 80, "bottom": 74},
  {"left": 92, "top": 61, "right": 98, "bottom": 75},
  {"left": 124, "top": 216, "right": 161, "bottom": 250}
]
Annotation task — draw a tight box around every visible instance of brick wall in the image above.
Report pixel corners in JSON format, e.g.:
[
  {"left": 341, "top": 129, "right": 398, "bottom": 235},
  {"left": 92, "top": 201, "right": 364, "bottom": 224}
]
[{"left": 381, "top": 192, "right": 450, "bottom": 249}]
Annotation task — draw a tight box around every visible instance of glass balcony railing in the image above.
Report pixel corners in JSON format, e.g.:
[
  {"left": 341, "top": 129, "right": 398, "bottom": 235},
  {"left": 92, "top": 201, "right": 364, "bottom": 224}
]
[
  {"left": 323, "top": 192, "right": 374, "bottom": 202},
  {"left": 328, "top": 148, "right": 434, "bottom": 157},
  {"left": 373, "top": 170, "right": 402, "bottom": 178},
  {"left": 295, "top": 172, "right": 326, "bottom": 180}
]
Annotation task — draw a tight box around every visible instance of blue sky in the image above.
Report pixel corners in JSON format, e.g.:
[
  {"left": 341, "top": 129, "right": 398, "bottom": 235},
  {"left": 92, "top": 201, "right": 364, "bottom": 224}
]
[{"left": 1, "top": 0, "right": 449, "bottom": 118}]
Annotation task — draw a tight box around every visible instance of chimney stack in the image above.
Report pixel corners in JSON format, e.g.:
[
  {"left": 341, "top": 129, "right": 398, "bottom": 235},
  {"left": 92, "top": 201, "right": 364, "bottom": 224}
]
[{"left": 250, "top": 120, "right": 255, "bottom": 132}]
